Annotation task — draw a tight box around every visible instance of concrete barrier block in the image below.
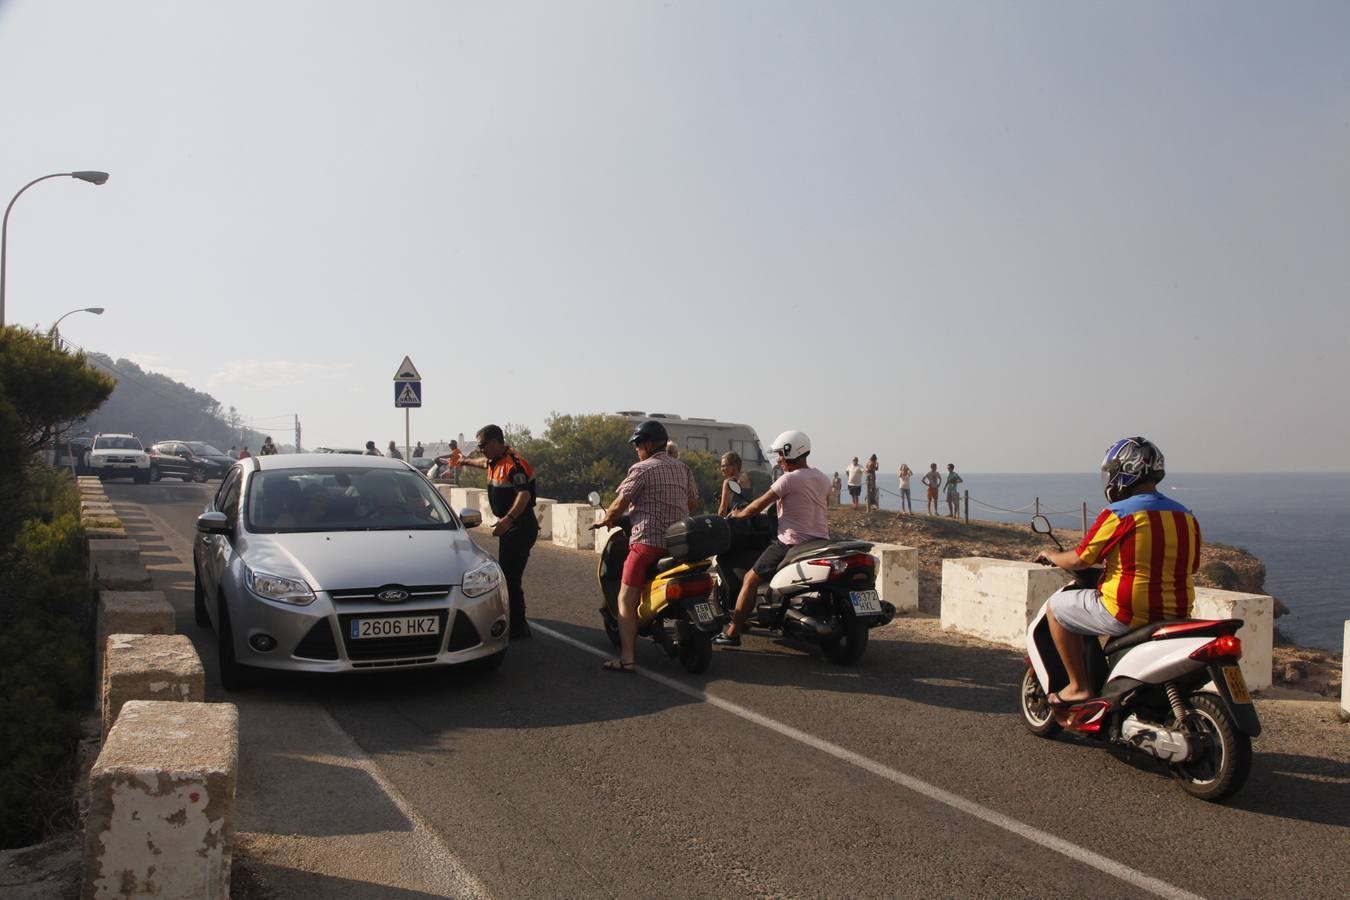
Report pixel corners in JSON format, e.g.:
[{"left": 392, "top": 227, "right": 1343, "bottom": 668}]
[
  {"left": 552, "top": 503, "right": 596, "bottom": 550},
  {"left": 85, "top": 525, "right": 127, "bottom": 541},
  {"left": 83, "top": 700, "right": 238, "bottom": 900},
  {"left": 869, "top": 543, "right": 919, "bottom": 613},
  {"left": 1192, "top": 588, "right": 1275, "bottom": 692},
  {"left": 77, "top": 476, "right": 102, "bottom": 486},
  {"left": 534, "top": 498, "right": 556, "bottom": 541},
  {"left": 1342, "top": 621, "right": 1349, "bottom": 721},
  {"left": 94, "top": 565, "right": 154, "bottom": 592},
  {"left": 476, "top": 492, "right": 499, "bottom": 528},
  {"left": 89, "top": 539, "right": 141, "bottom": 569},
  {"left": 448, "top": 487, "right": 485, "bottom": 514},
  {"left": 102, "top": 634, "right": 205, "bottom": 739},
  {"left": 97, "top": 591, "right": 175, "bottom": 667},
  {"left": 940, "top": 557, "right": 1066, "bottom": 648}
]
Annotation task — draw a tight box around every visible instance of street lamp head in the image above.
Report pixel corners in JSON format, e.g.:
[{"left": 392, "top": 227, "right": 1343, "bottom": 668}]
[
  {"left": 85, "top": 307, "right": 105, "bottom": 315},
  {"left": 71, "top": 171, "right": 109, "bottom": 185}
]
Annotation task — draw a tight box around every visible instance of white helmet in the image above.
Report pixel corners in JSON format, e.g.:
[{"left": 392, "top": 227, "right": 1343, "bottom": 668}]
[{"left": 769, "top": 430, "right": 811, "bottom": 461}]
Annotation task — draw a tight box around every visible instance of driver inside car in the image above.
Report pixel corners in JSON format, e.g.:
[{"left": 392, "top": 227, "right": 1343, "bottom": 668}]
[{"left": 1035, "top": 437, "right": 1202, "bottom": 706}]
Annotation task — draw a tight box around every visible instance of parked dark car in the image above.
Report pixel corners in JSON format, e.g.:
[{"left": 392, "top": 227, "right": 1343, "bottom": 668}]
[{"left": 150, "top": 441, "right": 236, "bottom": 482}]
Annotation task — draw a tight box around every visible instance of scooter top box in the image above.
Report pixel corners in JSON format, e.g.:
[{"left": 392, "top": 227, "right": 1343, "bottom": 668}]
[{"left": 665, "top": 515, "right": 731, "bottom": 562}]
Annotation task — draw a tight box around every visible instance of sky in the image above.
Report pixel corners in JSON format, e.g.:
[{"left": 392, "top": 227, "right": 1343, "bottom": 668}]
[{"left": 1, "top": 0, "right": 1347, "bottom": 472}]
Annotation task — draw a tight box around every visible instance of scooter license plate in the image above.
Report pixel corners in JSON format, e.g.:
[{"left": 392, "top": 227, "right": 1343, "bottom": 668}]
[
  {"left": 1221, "top": 665, "right": 1252, "bottom": 704},
  {"left": 849, "top": 590, "right": 882, "bottom": 615},
  {"left": 691, "top": 601, "right": 715, "bottom": 625}
]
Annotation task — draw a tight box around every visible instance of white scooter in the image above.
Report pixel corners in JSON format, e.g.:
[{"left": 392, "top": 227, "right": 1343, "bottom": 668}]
[
  {"left": 713, "top": 482, "right": 895, "bottom": 665},
  {"left": 1021, "top": 515, "right": 1260, "bottom": 801}
]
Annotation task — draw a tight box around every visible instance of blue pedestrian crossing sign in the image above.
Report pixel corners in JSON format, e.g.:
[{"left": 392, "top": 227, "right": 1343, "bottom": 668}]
[{"left": 395, "top": 381, "right": 422, "bottom": 408}]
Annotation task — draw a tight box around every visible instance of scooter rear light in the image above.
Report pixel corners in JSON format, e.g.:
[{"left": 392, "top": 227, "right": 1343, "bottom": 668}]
[
  {"left": 1189, "top": 634, "right": 1243, "bottom": 662},
  {"left": 807, "top": 553, "right": 876, "bottom": 580},
  {"left": 1152, "top": 619, "right": 1240, "bottom": 638},
  {"left": 665, "top": 575, "right": 713, "bottom": 600}
]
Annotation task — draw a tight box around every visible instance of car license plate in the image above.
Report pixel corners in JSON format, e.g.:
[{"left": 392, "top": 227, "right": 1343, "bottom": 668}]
[
  {"left": 350, "top": 616, "right": 440, "bottom": 639},
  {"left": 1221, "top": 665, "right": 1252, "bottom": 704},
  {"left": 849, "top": 590, "right": 882, "bottom": 615},
  {"left": 692, "top": 601, "right": 714, "bottom": 624}
]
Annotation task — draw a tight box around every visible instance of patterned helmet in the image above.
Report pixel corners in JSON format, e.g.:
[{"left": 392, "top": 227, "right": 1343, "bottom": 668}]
[{"left": 1100, "top": 437, "right": 1165, "bottom": 502}]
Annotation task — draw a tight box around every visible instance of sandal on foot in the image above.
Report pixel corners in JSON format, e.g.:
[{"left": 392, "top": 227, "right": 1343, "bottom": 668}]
[
  {"left": 1046, "top": 691, "right": 1086, "bottom": 708},
  {"left": 602, "top": 658, "right": 636, "bottom": 674}
]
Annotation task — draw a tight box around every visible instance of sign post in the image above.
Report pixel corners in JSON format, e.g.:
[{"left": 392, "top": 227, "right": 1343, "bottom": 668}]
[{"left": 393, "top": 356, "right": 422, "bottom": 463}]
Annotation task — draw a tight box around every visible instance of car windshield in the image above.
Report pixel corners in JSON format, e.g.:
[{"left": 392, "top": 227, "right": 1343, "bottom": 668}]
[
  {"left": 94, "top": 436, "right": 143, "bottom": 450},
  {"left": 245, "top": 467, "right": 458, "bottom": 533},
  {"left": 186, "top": 442, "right": 224, "bottom": 456}
]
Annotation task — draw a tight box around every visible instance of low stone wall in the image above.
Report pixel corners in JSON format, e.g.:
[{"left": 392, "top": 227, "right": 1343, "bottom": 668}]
[
  {"left": 940, "top": 558, "right": 1066, "bottom": 647},
  {"left": 83, "top": 701, "right": 238, "bottom": 900},
  {"left": 869, "top": 543, "right": 919, "bottom": 614},
  {"left": 1192, "top": 588, "right": 1275, "bottom": 692},
  {"left": 102, "top": 634, "right": 205, "bottom": 739}
]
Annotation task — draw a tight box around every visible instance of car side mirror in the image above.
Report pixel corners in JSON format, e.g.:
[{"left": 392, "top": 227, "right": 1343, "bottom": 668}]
[
  {"left": 195, "top": 511, "right": 232, "bottom": 535},
  {"left": 587, "top": 491, "right": 601, "bottom": 508},
  {"left": 177, "top": 450, "right": 191, "bottom": 458},
  {"left": 459, "top": 508, "right": 482, "bottom": 528}
]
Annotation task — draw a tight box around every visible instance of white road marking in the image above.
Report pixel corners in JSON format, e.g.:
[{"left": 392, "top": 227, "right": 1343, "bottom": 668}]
[{"left": 532, "top": 622, "right": 1203, "bottom": 900}]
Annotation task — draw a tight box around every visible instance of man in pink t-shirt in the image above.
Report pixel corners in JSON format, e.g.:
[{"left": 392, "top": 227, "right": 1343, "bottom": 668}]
[{"left": 714, "top": 429, "right": 831, "bottom": 647}]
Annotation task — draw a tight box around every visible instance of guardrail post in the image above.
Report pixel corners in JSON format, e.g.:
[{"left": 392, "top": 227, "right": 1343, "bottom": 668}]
[{"left": 963, "top": 490, "right": 969, "bottom": 524}]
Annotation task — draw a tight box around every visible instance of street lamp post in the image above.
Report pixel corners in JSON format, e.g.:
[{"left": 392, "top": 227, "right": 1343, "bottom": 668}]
[
  {"left": 49, "top": 305, "right": 105, "bottom": 348},
  {"left": 1, "top": 171, "right": 110, "bottom": 328}
]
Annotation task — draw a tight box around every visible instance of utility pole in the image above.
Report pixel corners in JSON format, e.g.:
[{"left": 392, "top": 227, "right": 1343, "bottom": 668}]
[{"left": 294, "top": 414, "right": 302, "bottom": 453}]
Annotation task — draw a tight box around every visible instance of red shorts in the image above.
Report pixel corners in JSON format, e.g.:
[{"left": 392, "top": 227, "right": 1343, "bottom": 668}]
[{"left": 621, "top": 542, "right": 665, "bottom": 587}]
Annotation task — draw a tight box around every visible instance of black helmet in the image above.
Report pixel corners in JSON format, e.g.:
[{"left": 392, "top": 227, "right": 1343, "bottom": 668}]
[
  {"left": 1101, "top": 436, "right": 1165, "bottom": 502},
  {"left": 628, "top": 419, "right": 668, "bottom": 447}
]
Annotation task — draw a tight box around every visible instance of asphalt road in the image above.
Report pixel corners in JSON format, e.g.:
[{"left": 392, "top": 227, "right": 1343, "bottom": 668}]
[{"left": 105, "top": 480, "right": 1350, "bottom": 899}]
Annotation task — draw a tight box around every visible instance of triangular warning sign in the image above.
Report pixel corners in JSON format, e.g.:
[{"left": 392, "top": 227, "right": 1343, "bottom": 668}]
[
  {"left": 397, "top": 383, "right": 420, "bottom": 403},
  {"left": 393, "top": 355, "right": 421, "bottom": 381}
]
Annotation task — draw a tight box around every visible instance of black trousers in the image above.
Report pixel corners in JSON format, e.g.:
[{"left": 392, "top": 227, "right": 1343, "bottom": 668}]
[{"left": 497, "top": 524, "right": 538, "bottom": 624}]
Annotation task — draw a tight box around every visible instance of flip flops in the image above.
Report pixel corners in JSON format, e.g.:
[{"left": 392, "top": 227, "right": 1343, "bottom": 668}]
[{"left": 602, "top": 658, "right": 636, "bottom": 674}]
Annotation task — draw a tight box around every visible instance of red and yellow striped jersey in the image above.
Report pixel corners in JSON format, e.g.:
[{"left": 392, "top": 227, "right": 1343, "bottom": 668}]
[{"left": 1075, "top": 492, "right": 1202, "bottom": 628}]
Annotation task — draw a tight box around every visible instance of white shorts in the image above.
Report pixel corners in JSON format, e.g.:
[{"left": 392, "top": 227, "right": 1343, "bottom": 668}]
[{"left": 1049, "top": 587, "right": 1131, "bottom": 637}]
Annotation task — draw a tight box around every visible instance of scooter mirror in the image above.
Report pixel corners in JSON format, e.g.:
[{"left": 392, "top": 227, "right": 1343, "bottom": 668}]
[
  {"left": 1030, "top": 514, "right": 1053, "bottom": 535},
  {"left": 587, "top": 491, "right": 601, "bottom": 507},
  {"left": 728, "top": 481, "right": 743, "bottom": 496}
]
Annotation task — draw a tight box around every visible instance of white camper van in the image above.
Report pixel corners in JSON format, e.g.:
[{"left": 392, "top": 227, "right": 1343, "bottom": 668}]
[{"left": 614, "top": 411, "right": 771, "bottom": 474}]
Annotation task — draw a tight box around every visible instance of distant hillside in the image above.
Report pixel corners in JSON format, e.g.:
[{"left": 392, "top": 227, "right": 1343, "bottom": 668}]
[{"left": 75, "top": 353, "right": 269, "bottom": 450}]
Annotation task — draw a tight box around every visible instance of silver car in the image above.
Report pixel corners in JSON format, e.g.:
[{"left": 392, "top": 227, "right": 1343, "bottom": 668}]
[{"left": 192, "top": 454, "right": 508, "bottom": 689}]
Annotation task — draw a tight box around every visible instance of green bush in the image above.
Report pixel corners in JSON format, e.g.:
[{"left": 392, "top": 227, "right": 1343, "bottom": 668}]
[{"left": 0, "top": 509, "right": 93, "bottom": 849}]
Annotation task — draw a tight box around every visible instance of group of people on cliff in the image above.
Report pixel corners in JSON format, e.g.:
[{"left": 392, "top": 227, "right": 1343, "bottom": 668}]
[{"left": 829, "top": 457, "right": 964, "bottom": 517}]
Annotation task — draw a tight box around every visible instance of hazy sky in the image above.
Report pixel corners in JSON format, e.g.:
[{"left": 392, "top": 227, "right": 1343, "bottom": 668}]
[{"left": 2, "top": 1, "right": 1346, "bottom": 472}]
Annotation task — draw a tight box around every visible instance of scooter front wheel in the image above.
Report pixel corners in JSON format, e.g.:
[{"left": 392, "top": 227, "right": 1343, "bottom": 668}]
[
  {"left": 1019, "top": 666, "right": 1061, "bottom": 737},
  {"left": 600, "top": 607, "right": 622, "bottom": 647},
  {"left": 1170, "top": 693, "right": 1251, "bottom": 802}
]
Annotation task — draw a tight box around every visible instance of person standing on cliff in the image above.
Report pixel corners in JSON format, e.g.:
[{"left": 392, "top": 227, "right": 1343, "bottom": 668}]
[
  {"left": 830, "top": 472, "right": 842, "bottom": 508},
  {"left": 845, "top": 457, "right": 864, "bottom": 509},
  {"left": 921, "top": 463, "right": 941, "bottom": 514},
  {"left": 897, "top": 463, "right": 914, "bottom": 514},
  {"left": 944, "top": 463, "right": 964, "bottom": 517}
]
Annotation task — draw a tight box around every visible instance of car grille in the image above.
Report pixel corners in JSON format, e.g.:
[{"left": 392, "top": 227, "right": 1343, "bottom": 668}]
[
  {"left": 328, "top": 585, "right": 452, "bottom": 604},
  {"left": 445, "top": 610, "right": 481, "bottom": 651},
  {"left": 102, "top": 455, "right": 138, "bottom": 463},
  {"left": 294, "top": 620, "right": 339, "bottom": 660},
  {"left": 338, "top": 609, "right": 448, "bottom": 660}
]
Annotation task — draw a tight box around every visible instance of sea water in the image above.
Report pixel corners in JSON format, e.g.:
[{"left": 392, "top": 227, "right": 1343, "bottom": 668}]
[{"left": 862, "top": 471, "right": 1349, "bottom": 651}]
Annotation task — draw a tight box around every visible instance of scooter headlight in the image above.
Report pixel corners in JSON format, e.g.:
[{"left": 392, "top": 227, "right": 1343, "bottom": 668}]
[{"left": 462, "top": 560, "right": 502, "bottom": 598}]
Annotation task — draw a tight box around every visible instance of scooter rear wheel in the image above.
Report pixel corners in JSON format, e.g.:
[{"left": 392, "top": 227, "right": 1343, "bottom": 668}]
[
  {"left": 1019, "top": 666, "right": 1062, "bottom": 737},
  {"left": 600, "top": 608, "right": 622, "bottom": 647},
  {"left": 1170, "top": 692, "right": 1251, "bottom": 802},
  {"left": 821, "top": 609, "right": 868, "bottom": 666},
  {"left": 676, "top": 622, "right": 713, "bottom": 674}
]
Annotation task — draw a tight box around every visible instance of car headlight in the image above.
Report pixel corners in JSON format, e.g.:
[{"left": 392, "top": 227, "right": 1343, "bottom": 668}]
[
  {"left": 245, "top": 567, "right": 316, "bottom": 606},
  {"left": 462, "top": 560, "right": 502, "bottom": 598}
]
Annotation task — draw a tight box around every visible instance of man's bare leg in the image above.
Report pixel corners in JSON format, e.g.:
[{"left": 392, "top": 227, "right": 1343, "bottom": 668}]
[
  {"left": 721, "top": 570, "right": 762, "bottom": 640},
  {"left": 1046, "top": 607, "right": 1093, "bottom": 703}
]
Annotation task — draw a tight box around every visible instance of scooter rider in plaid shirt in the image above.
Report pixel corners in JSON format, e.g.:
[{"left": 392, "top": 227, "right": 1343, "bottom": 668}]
[{"left": 593, "top": 419, "right": 699, "bottom": 673}]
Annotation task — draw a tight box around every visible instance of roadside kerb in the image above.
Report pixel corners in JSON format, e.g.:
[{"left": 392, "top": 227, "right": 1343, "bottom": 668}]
[
  {"left": 101, "top": 634, "right": 205, "bottom": 739},
  {"left": 83, "top": 700, "right": 238, "bottom": 900},
  {"left": 940, "top": 557, "right": 1066, "bottom": 647},
  {"left": 869, "top": 543, "right": 919, "bottom": 613}
]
